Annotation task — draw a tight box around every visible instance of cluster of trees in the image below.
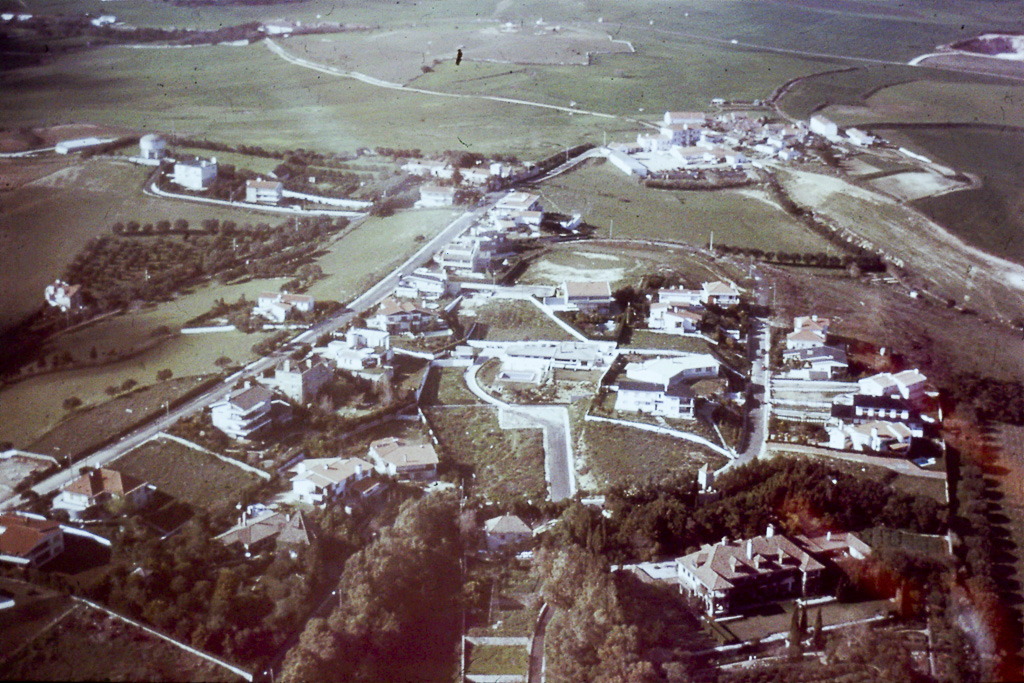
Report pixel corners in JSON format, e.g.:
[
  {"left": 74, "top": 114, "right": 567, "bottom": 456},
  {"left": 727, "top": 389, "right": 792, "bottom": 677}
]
[
  {"left": 273, "top": 161, "right": 362, "bottom": 198},
  {"left": 537, "top": 546, "right": 656, "bottom": 683},
  {"left": 945, "top": 374, "right": 1024, "bottom": 425},
  {"left": 551, "top": 458, "right": 946, "bottom": 563},
  {"left": 167, "top": 136, "right": 285, "bottom": 160},
  {"left": 65, "top": 216, "right": 344, "bottom": 311},
  {"left": 85, "top": 514, "right": 344, "bottom": 668},
  {"left": 281, "top": 494, "right": 462, "bottom": 682}
]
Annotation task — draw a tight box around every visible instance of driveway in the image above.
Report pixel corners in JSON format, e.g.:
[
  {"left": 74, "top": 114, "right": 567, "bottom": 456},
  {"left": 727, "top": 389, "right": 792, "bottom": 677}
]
[{"left": 463, "top": 366, "right": 576, "bottom": 502}]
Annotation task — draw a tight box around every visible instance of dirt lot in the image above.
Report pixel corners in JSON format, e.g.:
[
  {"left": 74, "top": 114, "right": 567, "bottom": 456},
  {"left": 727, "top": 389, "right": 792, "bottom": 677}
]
[
  {"left": 111, "top": 437, "right": 260, "bottom": 514},
  {"left": 0, "top": 455, "right": 52, "bottom": 501},
  {"left": 761, "top": 264, "right": 1024, "bottom": 386},
  {"left": 286, "top": 22, "right": 632, "bottom": 84},
  {"left": 0, "top": 600, "right": 241, "bottom": 682}
]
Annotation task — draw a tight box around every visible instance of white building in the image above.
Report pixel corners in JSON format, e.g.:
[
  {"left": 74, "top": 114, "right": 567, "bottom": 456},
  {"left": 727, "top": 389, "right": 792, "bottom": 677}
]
[
  {"left": 700, "top": 281, "right": 741, "bottom": 306},
  {"left": 368, "top": 437, "right": 439, "bottom": 481},
  {"left": 245, "top": 179, "right": 284, "bottom": 204},
  {"left": 367, "top": 297, "right": 436, "bottom": 334},
  {"left": 322, "top": 328, "right": 392, "bottom": 371},
  {"left": 395, "top": 269, "right": 452, "bottom": 300},
  {"left": 663, "top": 111, "right": 707, "bottom": 127},
  {"left": 0, "top": 514, "right": 64, "bottom": 568},
  {"left": 658, "top": 288, "right": 703, "bottom": 307},
  {"left": 615, "top": 380, "right": 695, "bottom": 419},
  {"left": 139, "top": 133, "right": 166, "bottom": 160},
  {"left": 483, "top": 514, "right": 532, "bottom": 552},
  {"left": 270, "top": 357, "right": 332, "bottom": 404},
  {"left": 417, "top": 184, "right": 456, "bottom": 208},
  {"left": 561, "top": 281, "right": 614, "bottom": 313},
  {"left": 606, "top": 149, "right": 648, "bottom": 177},
  {"left": 290, "top": 457, "right": 372, "bottom": 505},
  {"left": 254, "top": 292, "right": 315, "bottom": 323},
  {"left": 173, "top": 157, "right": 218, "bottom": 191},
  {"left": 857, "top": 369, "right": 928, "bottom": 403},
  {"left": 847, "top": 128, "right": 876, "bottom": 147},
  {"left": 44, "top": 280, "right": 82, "bottom": 312},
  {"left": 623, "top": 354, "right": 721, "bottom": 385},
  {"left": 648, "top": 303, "right": 702, "bottom": 334},
  {"left": 54, "top": 137, "right": 115, "bottom": 155},
  {"left": 210, "top": 385, "right": 274, "bottom": 440},
  {"left": 809, "top": 115, "right": 839, "bottom": 139}
]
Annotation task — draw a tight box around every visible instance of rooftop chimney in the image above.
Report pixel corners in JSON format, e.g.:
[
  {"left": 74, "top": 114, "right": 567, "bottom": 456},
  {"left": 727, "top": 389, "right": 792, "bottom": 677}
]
[
  {"left": 766, "top": 524, "right": 775, "bottom": 538},
  {"left": 826, "top": 530, "right": 832, "bottom": 542},
  {"left": 746, "top": 539, "right": 753, "bottom": 560}
]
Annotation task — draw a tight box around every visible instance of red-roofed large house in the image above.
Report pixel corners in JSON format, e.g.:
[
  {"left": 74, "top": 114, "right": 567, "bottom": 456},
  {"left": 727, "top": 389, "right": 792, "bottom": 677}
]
[
  {"left": 52, "top": 468, "right": 153, "bottom": 520},
  {"left": 367, "top": 297, "right": 436, "bottom": 334},
  {"left": 0, "top": 514, "right": 64, "bottom": 567},
  {"left": 676, "top": 526, "right": 825, "bottom": 616}
]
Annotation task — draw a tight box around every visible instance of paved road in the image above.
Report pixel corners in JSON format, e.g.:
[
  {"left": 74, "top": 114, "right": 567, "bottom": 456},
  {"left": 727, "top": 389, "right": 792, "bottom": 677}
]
[
  {"left": 1, "top": 202, "right": 494, "bottom": 511},
  {"left": 463, "top": 365, "right": 576, "bottom": 502},
  {"left": 721, "top": 317, "right": 770, "bottom": 474},
  {"left": 527, "top": 604, "right": 552, "bottom": 683}
]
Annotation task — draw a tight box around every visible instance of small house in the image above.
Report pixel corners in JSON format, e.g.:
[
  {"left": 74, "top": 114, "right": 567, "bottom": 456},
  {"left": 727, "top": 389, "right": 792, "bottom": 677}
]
[
  {"left": 483, "top": 514, "right": 532, "bottom": 552},
  {"left": 0, "top": 514, "right": 64, "bottom": 568},
  {"left": 368, "top": 437, "right": 438, "bottom": 481}
]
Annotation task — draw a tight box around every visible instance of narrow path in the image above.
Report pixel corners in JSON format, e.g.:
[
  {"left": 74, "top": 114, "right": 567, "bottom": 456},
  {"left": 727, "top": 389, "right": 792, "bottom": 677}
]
[
  {"left": 264, "top": 39, "right": 619, "bottom": 121},
  {"left": 583, "top": 414, "right": 734, "bottom": 460},
  {"left": 528, "top": 604, "right": 552, "bottom": 683}
]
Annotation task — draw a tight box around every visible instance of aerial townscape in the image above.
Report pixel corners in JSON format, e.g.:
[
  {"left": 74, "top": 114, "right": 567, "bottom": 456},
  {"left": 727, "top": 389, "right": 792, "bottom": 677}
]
[{"left": 3, "top": 1, "right": 1024, "bottom": 682}]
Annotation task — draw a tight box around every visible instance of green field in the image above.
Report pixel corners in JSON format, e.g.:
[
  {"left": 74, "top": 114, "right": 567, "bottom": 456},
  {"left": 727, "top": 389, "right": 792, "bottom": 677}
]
[
  {"left": 464, "top": 298, "right": 576, "bottom": 342},
  {"left": 305, "top": 208, "right": 455, "bottom": 303},
  {"left": 17, "top": 375, "right": 209, "bottom": 459},
  {"left": 536, "top": 162, "right": 834, "bottom": 252},
  {"left": 112, "top": 437, "right": 260, "bottom": 513},
  {"left": 418, "top": 366, "right": 483, "bottom": 406},
  {"left": 890, "top": 126, "right": 1024, "bottom": 264},
  {"left": 465, "top": 644, "right": 530, "bottom": 677}
]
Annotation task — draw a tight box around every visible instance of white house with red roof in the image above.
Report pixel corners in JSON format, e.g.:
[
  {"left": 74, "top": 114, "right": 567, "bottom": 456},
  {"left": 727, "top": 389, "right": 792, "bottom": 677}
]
[
  {"left": 52, "top": 468, "right": 153, "bottom": 520},
  {"left": 700, "top": 281, "right": 741, "bottom": 307},
  {"left": 245, "top": 179, "right": 284, "bottom": 204}
]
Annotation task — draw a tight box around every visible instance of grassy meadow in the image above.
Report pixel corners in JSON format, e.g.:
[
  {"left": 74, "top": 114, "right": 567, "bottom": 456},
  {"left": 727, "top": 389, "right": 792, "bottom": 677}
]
[
  {"left": 304, "top": 208, "right": 456, "bottom": 302},
  {"left": 536, "top": 161, "right": 835, "bottom": 252}
]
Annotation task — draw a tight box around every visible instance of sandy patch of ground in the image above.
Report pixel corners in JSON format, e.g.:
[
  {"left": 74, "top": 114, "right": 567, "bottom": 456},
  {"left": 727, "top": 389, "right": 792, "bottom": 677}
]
[
  {"left": 529, "top": 262, "right": 628, "bottom": 283},
  {"left": 287, "top": 22, "right": 632, "bottom": 83},
  {"left": 869, "top": 170, "right": 969, "bottom": 201},
  {"left": 575, "top": 251, "right": 623, "bottom": 262},
  {"left": 778, "top": 167, "right": 1024, "bottom": 323},
  {"left": 0, "top": 158, "right": 72, "bottom": 191}
]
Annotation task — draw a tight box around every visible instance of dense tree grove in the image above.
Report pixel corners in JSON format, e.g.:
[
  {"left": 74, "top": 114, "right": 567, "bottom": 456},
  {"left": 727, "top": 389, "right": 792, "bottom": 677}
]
[
  {"left": 538, "top": 546, "right": 656, "bottom": 683},
  {"left": 550, "top": 458, "right": 946, "bottom": 563},
  {"left": 280, "top": 494, "right": 463, "bottom": 682},
  {"left": 945, "top": 374, "right": 1024, "bottom": 425},
  {"left": 83, "top": 511, "right": 358, "bottom": 668}
]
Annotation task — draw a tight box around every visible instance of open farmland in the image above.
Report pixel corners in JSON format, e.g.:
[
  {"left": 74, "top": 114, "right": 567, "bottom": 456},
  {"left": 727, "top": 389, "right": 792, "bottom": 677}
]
[
  {"left": 518, "top": 248, "right": 644, "bottom": 291},
  {"left": 423, "top": 405, "right": 547, "bottom": 502},
  {"left": 112, "top": 437, "right": 260, "bottom": 513},
  {"left": 536, "top": 161, "right": 834, "bottom": 252},
  {"left": 287, "top": 23, "right": 633, "bottom": 84},
  {"left": 775, "top": 166, "right": 1024, "bottom": 323},
  {"left": 579, "top": 420, "right": 728, "bottom": 490}
]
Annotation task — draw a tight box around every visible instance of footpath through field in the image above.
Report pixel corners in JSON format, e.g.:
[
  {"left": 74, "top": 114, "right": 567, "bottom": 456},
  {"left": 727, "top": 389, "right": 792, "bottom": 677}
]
[{"left": 264, "top": 39, "right": 620, "bottom": 121}]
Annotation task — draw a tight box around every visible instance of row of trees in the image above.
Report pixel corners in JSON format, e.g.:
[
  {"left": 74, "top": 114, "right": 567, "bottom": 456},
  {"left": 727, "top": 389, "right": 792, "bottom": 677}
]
[{"left": 713, "top": 244, "right": 886, "bottom": 272}]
